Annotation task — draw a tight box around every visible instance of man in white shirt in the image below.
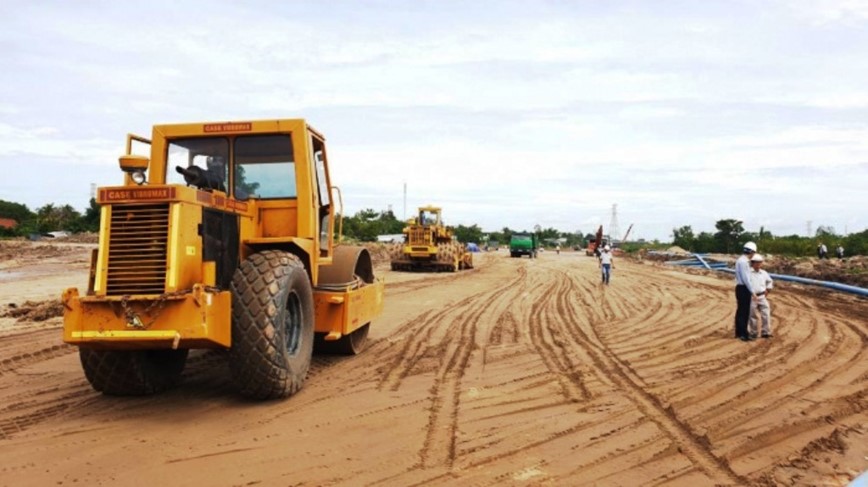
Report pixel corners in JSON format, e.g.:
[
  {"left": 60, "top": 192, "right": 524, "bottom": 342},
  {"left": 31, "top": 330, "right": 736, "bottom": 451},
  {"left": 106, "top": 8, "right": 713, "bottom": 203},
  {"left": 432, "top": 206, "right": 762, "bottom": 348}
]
[
  {"left": 748, "top": 254, "right": 774, "bottom": 339},
  {"left": 599, "top": 245, "right": 614, "bottom": 285},
  {"left": 734, "top": 241, "right": 757, "bottom": 341}
]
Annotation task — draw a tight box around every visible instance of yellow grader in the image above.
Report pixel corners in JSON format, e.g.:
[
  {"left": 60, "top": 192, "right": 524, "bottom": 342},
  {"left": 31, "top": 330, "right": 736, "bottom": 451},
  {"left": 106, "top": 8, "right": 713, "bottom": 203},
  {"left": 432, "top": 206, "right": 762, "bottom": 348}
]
[
  {"left": 61, "top": 119, "right": 384, "bottom": 400},
  {"left": 389, "top": 205, "right": 472, "bottom": 272}
]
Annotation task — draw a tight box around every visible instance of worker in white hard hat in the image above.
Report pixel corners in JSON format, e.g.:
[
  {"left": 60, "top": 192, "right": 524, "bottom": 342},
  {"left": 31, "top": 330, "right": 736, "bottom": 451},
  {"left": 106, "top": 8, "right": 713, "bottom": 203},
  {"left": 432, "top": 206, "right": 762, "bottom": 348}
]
[
  {"left": 747, "top": 253, "right": 774, "bottom": 338},
  {"left": 599, "top": 245, "right": 614, "bottom": 285},
  {"left": 734, "top": 241, "right": 758, "bottom": 341}
]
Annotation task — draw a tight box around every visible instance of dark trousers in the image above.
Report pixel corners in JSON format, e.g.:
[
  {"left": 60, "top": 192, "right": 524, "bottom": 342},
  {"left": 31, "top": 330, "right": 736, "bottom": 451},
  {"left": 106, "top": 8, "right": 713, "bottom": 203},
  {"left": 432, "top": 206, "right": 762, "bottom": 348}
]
[{"left": 735, "top": 284, "right": 751, "bottom": 338}]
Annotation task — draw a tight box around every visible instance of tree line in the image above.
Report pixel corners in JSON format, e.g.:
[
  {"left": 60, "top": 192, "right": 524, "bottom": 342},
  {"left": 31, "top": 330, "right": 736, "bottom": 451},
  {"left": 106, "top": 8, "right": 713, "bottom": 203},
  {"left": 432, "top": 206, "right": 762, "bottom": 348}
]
[
  {"left": 2, "top": 199, "right": 863, "bottom": 257},
  {"left": 337, "top": 208, "right": 586, "bottom": 247},
  {"left": 0, "top": 199, "right": 101, "bottom": 237},
  {"left": 672, "top": 219, "right": 867, "bottom": 256}
]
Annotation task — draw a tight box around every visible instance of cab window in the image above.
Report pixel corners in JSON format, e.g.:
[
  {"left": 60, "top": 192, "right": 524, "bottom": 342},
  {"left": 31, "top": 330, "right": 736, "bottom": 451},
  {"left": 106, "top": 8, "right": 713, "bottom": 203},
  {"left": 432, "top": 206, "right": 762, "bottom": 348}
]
[
  {"left": 234, "top": 135, "right": 295, "bottom": 200},
  {"left": 166, "top": 137, "right": 229, "bottom": 189}
]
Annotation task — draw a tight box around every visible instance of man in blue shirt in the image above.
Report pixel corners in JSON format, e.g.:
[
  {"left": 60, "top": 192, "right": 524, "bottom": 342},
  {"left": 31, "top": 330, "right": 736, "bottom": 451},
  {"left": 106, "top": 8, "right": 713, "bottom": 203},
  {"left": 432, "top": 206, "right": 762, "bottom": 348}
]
[{"left": 734, "top": 241, "right": 757, "bottom": 341}]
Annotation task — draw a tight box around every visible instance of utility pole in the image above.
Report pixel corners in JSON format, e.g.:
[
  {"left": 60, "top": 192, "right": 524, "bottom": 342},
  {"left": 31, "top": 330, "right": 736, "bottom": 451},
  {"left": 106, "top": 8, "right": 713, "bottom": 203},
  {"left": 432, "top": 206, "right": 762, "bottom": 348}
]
[
  {"left": 806, "top": 220, "right": 812, "bottom": 237},
  {"left": 609, "top": 204, "right": 621, "bottom": 245}
]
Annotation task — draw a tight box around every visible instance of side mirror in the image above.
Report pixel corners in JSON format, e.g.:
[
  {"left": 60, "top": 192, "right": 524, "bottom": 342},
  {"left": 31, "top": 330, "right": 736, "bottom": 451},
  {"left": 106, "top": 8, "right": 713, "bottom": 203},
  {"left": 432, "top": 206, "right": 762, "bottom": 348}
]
[{"left": 119, "top": 155, "right": 149, "bottom": 185}]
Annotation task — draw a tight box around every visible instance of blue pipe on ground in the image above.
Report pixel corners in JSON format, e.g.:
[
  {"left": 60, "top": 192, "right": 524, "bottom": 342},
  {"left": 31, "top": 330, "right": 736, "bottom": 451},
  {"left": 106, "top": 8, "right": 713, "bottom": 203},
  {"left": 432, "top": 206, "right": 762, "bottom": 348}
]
[{"left": 716, "top": 268, "right": 868, "bottom": 297}]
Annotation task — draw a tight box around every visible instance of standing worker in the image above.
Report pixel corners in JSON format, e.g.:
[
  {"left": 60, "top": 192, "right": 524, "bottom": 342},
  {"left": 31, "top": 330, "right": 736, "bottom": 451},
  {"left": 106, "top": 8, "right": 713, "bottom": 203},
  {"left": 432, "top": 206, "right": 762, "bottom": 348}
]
[
  {"left": 734, "top": 241, "right": 757, "bottom": 341},
  {"left": 599, "top": 245, "right": 614, "bottom": 285},
  {"left": 748, "top": 254, "right": 774, "bottom": 339}
]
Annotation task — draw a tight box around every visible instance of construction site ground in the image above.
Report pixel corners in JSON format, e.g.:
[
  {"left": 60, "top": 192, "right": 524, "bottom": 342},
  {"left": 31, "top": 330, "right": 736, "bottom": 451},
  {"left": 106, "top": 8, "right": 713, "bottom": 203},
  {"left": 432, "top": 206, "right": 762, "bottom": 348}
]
[{"left": 0, "top": 241, "right": 865, "bottom": 486}]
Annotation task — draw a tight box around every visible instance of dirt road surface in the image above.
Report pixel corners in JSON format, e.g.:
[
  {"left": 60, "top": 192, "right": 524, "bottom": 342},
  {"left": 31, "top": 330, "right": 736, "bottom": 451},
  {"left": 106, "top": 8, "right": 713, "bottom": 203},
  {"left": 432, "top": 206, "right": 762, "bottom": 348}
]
[{"left": 1, "top": 244, "right": 866, "bottom": 486}]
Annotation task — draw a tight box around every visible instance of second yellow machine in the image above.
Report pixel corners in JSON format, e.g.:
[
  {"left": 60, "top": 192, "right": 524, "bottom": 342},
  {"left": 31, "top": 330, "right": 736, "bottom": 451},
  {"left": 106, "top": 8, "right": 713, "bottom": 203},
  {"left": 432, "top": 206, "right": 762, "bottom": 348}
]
[
  {"left": 62, "top": 119, "right": 384, "bottom": 400},
  {"left": 390, "top": 206, "right": 473, "bottom": 272}
]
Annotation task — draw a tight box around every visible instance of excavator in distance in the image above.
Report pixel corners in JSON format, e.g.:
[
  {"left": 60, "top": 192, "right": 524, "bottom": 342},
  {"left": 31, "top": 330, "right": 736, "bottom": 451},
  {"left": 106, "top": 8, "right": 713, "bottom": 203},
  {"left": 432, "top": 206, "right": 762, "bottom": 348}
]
[{"left": 586, "top": 225, "right": 604, "bottom": 256}]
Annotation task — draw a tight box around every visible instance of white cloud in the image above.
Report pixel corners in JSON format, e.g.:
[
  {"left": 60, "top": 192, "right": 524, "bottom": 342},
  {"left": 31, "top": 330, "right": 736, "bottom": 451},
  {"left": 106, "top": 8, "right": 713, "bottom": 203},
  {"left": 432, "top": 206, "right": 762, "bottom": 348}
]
[
  {"left": 0, "top": 123, "right": 117, "bottom": 165},
  {"left": 0, "top": 1, "right": 866, "bottom": 239},
  {"left": 785, "top": 0, "right": 868, "bottom": 25}
]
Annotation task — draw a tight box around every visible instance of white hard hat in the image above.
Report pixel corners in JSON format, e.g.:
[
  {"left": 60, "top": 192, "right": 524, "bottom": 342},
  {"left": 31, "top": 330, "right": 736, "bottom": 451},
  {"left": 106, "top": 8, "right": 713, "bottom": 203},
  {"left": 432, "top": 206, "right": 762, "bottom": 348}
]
[
  {"left": 750, "top": 253, "right": 764, "bottom": 262},
  {"left": 603, "top": 245, "right": 611, "bottom": 251},
  {"left": 743, "top": 241, "right": 757, "bottom": 253}
]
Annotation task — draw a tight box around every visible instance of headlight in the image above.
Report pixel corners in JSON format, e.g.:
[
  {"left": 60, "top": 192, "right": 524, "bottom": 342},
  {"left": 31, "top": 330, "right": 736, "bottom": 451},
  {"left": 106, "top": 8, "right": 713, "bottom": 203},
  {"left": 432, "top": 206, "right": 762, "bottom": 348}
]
[{"left": 131, "top": 170, "right": 147, "bottom": 185}]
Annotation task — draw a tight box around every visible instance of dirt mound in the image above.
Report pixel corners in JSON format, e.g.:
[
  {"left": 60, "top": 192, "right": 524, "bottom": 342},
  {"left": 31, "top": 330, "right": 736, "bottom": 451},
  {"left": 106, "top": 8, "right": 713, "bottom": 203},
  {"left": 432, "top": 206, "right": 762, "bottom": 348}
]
[
  {"left": 765, "top": 255, "right": 868, "bottom": 288},
  {"left": 0, "top": 240, "right": 87, "bottom": 264},
  {"left": 361, "top": 242, "right": 391, "bottom": 266},
  {"left": 1, "top": 299, "right": 64, "bottom": 322},
  {"left": 637, "top": 249, "right": 867, "bottom": 289},
  {"left": 62, "top": 232, "right": 99, "bottom": 243}
]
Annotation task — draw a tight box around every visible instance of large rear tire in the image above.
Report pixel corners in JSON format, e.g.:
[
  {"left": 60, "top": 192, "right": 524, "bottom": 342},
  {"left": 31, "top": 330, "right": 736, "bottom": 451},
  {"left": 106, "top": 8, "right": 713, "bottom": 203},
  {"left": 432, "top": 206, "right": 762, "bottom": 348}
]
[
  {"left": 229, "top": 250, "right": 314, "bottom": 400},
  {"left": 79, "top": 348, "right": 188, "bottom": 396}
]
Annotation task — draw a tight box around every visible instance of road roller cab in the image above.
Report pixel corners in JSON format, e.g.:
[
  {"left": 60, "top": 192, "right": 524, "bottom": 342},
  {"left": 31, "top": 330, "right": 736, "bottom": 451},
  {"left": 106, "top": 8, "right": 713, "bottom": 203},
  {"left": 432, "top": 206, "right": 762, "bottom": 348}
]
[{"left": 62, "top": 119, "right": 384, "bottom": 399}]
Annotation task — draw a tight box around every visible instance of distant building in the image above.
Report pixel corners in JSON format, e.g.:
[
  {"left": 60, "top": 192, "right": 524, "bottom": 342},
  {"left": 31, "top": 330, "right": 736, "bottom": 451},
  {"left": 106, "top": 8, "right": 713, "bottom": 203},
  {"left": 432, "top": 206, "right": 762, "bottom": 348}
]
[{"left": 0, "top": 218, "right": 17, "bottom": 229}]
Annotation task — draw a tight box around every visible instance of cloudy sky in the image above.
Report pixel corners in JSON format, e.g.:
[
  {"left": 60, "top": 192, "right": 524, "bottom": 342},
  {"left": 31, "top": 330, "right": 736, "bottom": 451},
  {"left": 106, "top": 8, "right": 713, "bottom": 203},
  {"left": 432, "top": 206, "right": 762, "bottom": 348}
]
[{"left": 2, "top": 1, "right": 867, "bottom": 241}]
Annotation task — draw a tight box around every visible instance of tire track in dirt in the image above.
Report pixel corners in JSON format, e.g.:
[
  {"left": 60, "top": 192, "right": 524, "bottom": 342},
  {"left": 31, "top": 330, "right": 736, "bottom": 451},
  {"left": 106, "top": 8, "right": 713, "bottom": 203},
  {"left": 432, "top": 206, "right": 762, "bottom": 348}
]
[
  {"left": 376, "top": 306, "right": 461, "bottom": 392},
  {"left": 397, "top": 259, "right": 665, "bottom": 485},
  {"left": 418, "top": 266, "right": 529, "bottom": 470},
  {"left": 309, "top": 260, "right": 535, "bottom": 486},
  {"left": 383, "top": 271, "right": 471, "bottom": 296},
  {"left": 351, "top": 258, "right": 537, "bottom": 483},
  {"left": 0, "top": 327, "right": 101, "bottom": 440},
  {"left": 544, "top": 262, "right": 746, "bottom": 484},
  {"left": 0, "top": 328, "right": 76, "bottom": 377},
  {"left": 526, "top": 276, "right": 593, "bottom": 402},
  {"left": 692, "top": 315, "right": 867, "bottom": 468},
  {"left": 0, "top": 386, "right": 98, "bottom": 440},
  {"left": 669, "top": 292, "right": 861, "bottom": 433},
  {"left": 586, "top": 260, "right": 867, "bottom": 482},
  {"left": 486, "top": 309, "right": 519, "bottom": 347},
  {"left": 685, "top": 314, "right": 834, "bottom": 418},
  {"left": 0, "top": 343, "right": 76, "bottom": 377},
  {"left": 725, "top": 389, "right": 866, "bottom": 460},
  {"left": 376, "top": 258, "right": 516, "bottom": 392},
  {"left": 0, "top": 347, "right": 242, "bottom": 442}
]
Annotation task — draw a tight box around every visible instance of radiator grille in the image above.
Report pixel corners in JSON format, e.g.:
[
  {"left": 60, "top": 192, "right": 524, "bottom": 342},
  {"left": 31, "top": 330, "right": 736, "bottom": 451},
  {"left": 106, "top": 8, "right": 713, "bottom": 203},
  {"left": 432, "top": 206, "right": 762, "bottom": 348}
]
[
  {"left": 408, "top": 228, "right": 432, "bottom": 246},
  {"left": 106, "top": 203, "right": 170, "bottom": 295}
]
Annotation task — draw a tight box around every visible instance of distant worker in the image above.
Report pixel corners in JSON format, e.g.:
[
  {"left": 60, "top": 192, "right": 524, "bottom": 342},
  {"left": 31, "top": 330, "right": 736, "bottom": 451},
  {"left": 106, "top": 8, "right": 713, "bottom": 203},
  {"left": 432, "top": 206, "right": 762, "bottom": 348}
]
[
  {"left": 734, "top": 241, "right": 757, "bottom": 341},
  {"left": 599, "top": 245, "right": 614, "bottom": 285},
  {"left": 836, "top": 245, "right": 844, "bottom": 259},
  {"left": 818, "top": 242, "right": 828, "bottom": 259},
  {"left": 556, "top": 244, "right": 560, "bottom": 255},
  {"left": 748, "top": 254, "right": 774, "bottom": 339}
]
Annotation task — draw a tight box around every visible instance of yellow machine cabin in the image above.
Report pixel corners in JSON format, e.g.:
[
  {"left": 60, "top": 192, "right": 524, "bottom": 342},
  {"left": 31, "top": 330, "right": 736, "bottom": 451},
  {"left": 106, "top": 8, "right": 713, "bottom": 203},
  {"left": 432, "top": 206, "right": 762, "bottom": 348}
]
[
  {"left": 62, "top": 119, "right": 384, "bottom": 400},
  {"left": 389, "top": 205, "right": 472, "bottom": 272}
]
